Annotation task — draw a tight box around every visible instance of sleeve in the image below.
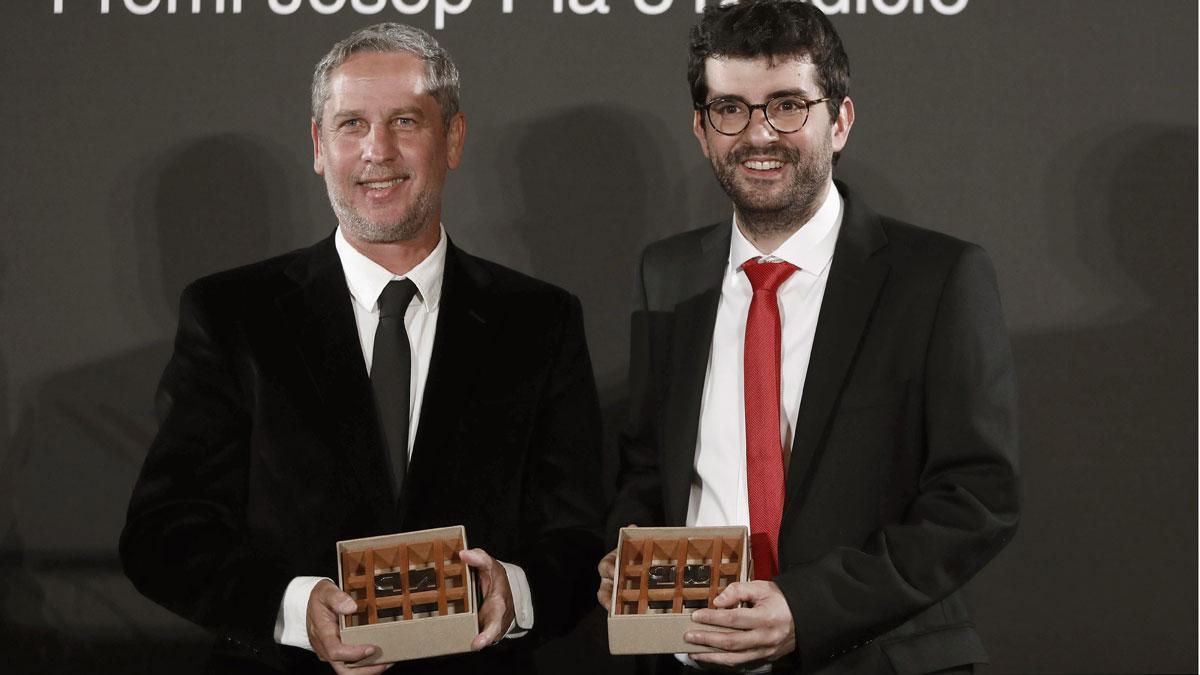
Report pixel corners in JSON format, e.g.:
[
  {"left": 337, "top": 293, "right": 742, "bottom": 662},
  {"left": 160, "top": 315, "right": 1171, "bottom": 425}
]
[
  {"left": 275, "top": 576, "right": 328, "bottom": 649},
  {"left": 510, "top": 293, "right": 606, "bottom": 641},
  {"left": 500, "top": 561, "right": 533, "bottom": 638},
  {"left": 773, "top": 245, "right": 1020, "bottom": 663},
  {"left": 119, "top": 283, "right": 293, "bottom": 645}
]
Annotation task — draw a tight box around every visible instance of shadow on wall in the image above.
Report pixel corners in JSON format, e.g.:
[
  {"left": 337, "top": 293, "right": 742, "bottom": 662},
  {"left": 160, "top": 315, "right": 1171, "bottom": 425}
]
[
  {"left": 485, "top": 105, "right": 691, "bottom": 384},
  {"left": 835, "top": 157, "right": 912, "bottom": 224},
  {"left": 0, "top": 135, "right": 300, "bottom": 673},
  {"left": 472, "top": 105, "right": 692, "bottom": 675},
  {"left": 469, "top": 105, "right": 690, "bottom": 481},
  {"left": 972, "top": 124, "right": 1198, "bottom": 673}
]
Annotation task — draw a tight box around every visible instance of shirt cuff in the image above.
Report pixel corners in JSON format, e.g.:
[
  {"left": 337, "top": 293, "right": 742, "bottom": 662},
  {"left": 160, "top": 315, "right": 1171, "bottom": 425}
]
[
  {"left": 674, "top": 652, "right": 772, "bottom": 673},
  {"left": 499, "top": 561, "right": 534, "bottom": 638},
  {"left": 274, "top": 576, "right": 330, "bottom": 650}
]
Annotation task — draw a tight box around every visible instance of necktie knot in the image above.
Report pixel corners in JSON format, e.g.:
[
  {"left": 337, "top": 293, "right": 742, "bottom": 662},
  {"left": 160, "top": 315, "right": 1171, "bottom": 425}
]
[
  {"left": 742, "top": 258, "right": 798, "bottom": 293},
  {"left": 378, "top": 279, "right": 418, "bottom": 318}
]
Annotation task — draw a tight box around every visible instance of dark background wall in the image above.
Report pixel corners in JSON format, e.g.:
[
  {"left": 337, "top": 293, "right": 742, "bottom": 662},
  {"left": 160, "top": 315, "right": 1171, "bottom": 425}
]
[{"left": 0, "top": 1, "right": 1195, "bottom": 673}]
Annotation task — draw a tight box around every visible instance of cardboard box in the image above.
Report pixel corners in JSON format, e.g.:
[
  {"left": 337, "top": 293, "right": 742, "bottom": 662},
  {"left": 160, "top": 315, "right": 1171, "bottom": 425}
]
[
  {"left": 607, "top": 525, "right": 750, "bottom": 655},
  {"left": 336, "top": 525, "right": 477, "bottom": 666}
]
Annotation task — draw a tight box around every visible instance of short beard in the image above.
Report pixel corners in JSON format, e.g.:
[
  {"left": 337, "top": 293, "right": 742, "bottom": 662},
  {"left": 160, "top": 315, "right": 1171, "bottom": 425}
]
[
  {"left": 328, "top": 184, "right": 434, "bottom": 244},
  {"left": 711, "top": 138, "right": 832, "bottom": 238}
]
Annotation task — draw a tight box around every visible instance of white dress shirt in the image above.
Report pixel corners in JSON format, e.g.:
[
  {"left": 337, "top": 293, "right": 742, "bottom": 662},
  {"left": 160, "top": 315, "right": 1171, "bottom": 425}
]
[
  {"left": 687, "top": 182, "right": 843, "bottom": 531},
  {"left": 676, "top": 183, "right": 842, "bottom": 672},
  {"left": 274, "top": 225, "right": 533, "bottom": 650}
]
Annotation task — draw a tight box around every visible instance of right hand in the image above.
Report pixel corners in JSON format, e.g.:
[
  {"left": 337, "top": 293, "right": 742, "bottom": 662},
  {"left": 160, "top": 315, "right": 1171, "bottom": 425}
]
[
  {"left": 597, "top": 524, "right": 636, "bottom": 611},
  {"left": 597, "top": 547, "right": 618, "bottom": 610},
  {"left": 307, "top": 579, "right": 387, "bottom": 674}
]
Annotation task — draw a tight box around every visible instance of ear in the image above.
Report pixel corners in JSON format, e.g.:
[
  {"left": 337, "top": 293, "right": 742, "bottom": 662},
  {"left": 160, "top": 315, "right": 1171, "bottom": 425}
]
[
  {"left": 830, "top": 96, "right": 854, "bottom": 154},
  {"left": 311, "top": 118, "right": 325, "bottom": 176},
  {"left": 691, "top": 110, "right": 711, "bottom": 159},
  {"left": 445, "top": 112, "right": 467, "bottom": 170}
]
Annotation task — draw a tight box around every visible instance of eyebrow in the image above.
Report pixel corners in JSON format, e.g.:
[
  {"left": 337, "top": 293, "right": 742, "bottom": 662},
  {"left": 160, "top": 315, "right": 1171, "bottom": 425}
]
[
  {"left": 769, "top": 88, "right": 814, "bottom": 99},
  {"left": 709, "top": 88, "right": 815, "bottom": 102},
  {"left": 329, "top": 106, "right": 426, "bottom": 121}
]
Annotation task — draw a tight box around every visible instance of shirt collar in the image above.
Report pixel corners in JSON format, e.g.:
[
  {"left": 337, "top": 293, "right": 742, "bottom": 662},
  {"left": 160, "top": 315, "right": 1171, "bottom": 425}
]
[
  {"left": 334, "top": 224, "right": 447, "bottom": 314},
  {"left": 727, "top": 179, "right": 843, "bottom": 277}
]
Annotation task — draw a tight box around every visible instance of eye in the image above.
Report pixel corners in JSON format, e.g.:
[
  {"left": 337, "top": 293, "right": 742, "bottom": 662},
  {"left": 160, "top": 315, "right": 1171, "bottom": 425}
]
[
  {"left": 338, "top": 118, "right": 365, "bottom": 131},
  {"left": 392, "top": 116, "right": 418, "bottom": 129},
  {"left": 771, "top": 97, "right": 807, "bottom": 115},
  {"left": 711, "top": 99, "right": 747, "bottom": 116}
]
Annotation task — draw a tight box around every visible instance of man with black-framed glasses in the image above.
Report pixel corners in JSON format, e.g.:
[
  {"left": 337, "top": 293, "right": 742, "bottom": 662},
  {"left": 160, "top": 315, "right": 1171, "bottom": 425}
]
[{"left": 599, "top": 1, "right": 1019, "bottom": 673}]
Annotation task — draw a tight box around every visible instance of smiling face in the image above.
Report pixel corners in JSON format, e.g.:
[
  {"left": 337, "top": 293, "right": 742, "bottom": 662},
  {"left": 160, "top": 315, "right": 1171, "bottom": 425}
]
[
  {"left": 693, "top": 55, "right": 853, "bottom": 234},
  {"left": 312, "top": 50, "right": 465, "bottom": 244}
]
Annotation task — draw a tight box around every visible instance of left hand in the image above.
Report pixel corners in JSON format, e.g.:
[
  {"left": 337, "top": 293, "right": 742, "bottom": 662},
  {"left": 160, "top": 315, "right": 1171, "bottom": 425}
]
[
  {"left": 459, "top": 548, "right": 517, "bottom": 651},
  {"left": 685, "top": 580, "right": 796, "bottom": 668}
]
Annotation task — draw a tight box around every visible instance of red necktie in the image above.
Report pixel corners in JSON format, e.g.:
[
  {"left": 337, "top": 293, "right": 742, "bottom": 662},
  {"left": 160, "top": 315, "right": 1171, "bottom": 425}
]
[{"left": 742, "top": 257, "right": 798, "bottom": 582}]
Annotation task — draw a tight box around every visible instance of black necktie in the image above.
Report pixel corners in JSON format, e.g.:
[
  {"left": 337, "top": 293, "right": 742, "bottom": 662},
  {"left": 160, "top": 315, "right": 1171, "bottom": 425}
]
[{"left": 371, "top": 278, "right": 419, "bottom": 498}]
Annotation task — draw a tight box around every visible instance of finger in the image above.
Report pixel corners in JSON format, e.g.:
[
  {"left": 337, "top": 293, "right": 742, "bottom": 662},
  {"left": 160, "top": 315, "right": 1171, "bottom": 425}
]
[
  {"left": 597, "top": 578, "right": 613, "bottom": 610},
  {"left": 310, "top": 607, "right": 375, "bottom": 663},
  {"left": 459, "top": 548, "right": 500, "bottom": 599},
  {"left": 459, "top": 547, "right": 494, "bottom": 570},
  {"left": 471, "top": 600, "right": 505, "bottom": 651},
  {"left": 597, "top": 550, "right": 617, "bottom": 579},
  {"left": 712, "top": 580, "right": 771, "bottom": 608},
  {"left": 471, "top": 626, "right": 502, "bottom": 650},
  {"left": 690, "top": 606, "right": 761, "bottom": 630},
  {"left": 684, "top": 627, "right": 769, "bottom": 654},
  {"left": 315, "top": 581, "right": 361, "bottom": 616},
  {"left": 327, "top": 592, "right": 360, "bottom": 616},
  {"left": 321, "top": 639, "right": 377, "bottom": 664},
  {"left": 459, "top": 548, "right": 496, "bottom": 581},
  {"left": 691, "top": 648, "right": 770, "bottom": 668},
  {"left": 332, "top": 662, "right": 388, "bottom": 675}
]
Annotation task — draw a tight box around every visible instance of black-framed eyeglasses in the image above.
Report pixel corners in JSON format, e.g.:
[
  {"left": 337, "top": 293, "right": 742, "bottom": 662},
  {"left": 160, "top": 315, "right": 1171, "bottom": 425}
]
[{"left": 697, "top": 95, "right": 831, "bottom": 136}]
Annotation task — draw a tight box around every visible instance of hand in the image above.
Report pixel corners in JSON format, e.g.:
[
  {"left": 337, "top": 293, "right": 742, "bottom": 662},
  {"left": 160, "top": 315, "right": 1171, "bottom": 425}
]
[
  {"left": 685, "top": 581, "right": 796, "bottom": 668},
  {"left": 459, "top": 548, "right": 516, "bottom": 651},
  {"left": 598, "top": 524, "right": 638, "bottom": 611},
  {"left": 306, "top": 579, "right": 387, "bottom": 675},
  {"left": 596, "top": 547, "right": 617, "bottom": 610}
]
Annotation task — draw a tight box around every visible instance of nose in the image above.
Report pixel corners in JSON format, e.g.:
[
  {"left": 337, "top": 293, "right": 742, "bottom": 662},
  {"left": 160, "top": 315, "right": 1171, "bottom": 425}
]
[
  {"left": 743, "top": 107, "right": 779, "bottom": 144},
  {"left": 362, "top": 124, "right": 398, "bottom": 164}
]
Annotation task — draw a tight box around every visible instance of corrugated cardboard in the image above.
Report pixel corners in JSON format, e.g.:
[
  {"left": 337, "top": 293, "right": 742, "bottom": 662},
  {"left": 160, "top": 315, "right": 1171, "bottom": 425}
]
[
  {"left": 607, "top": 525, "right": 750, "bottom": 655},
  {"left": 336, "top": 525, "right": 477, "bottom": 666}
]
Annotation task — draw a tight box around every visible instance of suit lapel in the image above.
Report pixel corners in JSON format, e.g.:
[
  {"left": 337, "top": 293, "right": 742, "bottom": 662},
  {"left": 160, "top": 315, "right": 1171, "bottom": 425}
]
[
  {"left": 662, "top": 225, "right": 729, "bottom": 526},
  {"left": 398, "top": 243, "right": 496, "bottom": 528},
  {"left": 276, "top": 236, "right": 396, "bottom": 528},
  {"left": 782, "top": 183, "right": 890, "bottom": 521}
]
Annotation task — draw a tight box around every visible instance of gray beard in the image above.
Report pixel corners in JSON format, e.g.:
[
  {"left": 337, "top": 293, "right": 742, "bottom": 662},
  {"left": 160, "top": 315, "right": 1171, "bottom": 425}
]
[{"left": 328, "top": 184, "right": 433, "bottom": 243}]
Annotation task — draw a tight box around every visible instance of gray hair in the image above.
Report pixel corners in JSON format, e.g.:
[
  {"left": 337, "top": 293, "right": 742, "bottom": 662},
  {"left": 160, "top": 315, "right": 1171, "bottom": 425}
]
[{"left": 311, "top": 23, "right": 461, "bottom": 129}]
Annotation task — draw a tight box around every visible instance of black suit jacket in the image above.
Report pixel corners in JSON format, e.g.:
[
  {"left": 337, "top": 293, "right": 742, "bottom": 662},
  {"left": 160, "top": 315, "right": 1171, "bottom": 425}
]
[
  {"left": 610, "top": 183, "right": 1019, "bottom": 675},
  {"left": 120, "top": 235, "right": 604, "bottom": 674}
]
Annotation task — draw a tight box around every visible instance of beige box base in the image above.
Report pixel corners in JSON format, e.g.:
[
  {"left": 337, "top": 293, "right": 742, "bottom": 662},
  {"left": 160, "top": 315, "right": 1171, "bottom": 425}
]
[
  {"left": 607, "top": 526, "right": 750, "bottom": 655},
  {"left": 336, "top": 526, "right": 477, "bottom": 666}
]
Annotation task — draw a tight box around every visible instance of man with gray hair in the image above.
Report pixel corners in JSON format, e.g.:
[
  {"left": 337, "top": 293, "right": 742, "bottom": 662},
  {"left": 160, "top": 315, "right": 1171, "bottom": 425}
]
[{"left": 121, "top": 23, "right": 604, "bottom": 674}]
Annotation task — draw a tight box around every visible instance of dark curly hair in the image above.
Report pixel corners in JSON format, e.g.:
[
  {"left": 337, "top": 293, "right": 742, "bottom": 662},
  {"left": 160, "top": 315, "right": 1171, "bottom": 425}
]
[{"left": 688, "top": 0, "right": 849, "bottom": 122}]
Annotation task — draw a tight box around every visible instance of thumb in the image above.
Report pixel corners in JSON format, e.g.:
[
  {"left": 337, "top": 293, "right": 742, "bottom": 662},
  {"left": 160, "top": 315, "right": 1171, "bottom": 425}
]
[
  {"left": 334, "top": 594, "right": 359, "bottom": 615},
  {"left": 459, "top": 549, "right": 495, "bottom": 588}
]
